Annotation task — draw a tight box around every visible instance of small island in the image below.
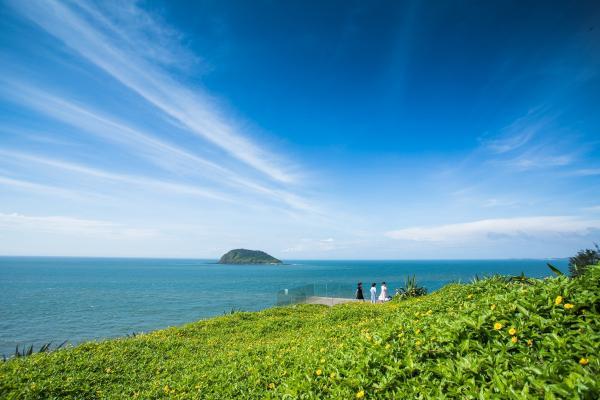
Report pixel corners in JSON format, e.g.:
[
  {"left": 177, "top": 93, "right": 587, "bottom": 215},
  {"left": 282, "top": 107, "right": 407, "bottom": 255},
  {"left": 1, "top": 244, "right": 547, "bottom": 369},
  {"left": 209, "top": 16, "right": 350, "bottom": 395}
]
[{"left": 218, "top": 249, "right": 282, "bottom": 264}]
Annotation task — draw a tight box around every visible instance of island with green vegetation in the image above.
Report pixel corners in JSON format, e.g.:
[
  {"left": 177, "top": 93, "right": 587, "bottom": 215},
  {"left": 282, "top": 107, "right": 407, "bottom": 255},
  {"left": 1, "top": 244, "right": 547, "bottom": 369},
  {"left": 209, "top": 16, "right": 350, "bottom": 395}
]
[
  {"left": 218, "top": 249, "right": 282, "bottom": 264},
  {"left": 1, "top": 264, "right": 598, "bottom": 398}
]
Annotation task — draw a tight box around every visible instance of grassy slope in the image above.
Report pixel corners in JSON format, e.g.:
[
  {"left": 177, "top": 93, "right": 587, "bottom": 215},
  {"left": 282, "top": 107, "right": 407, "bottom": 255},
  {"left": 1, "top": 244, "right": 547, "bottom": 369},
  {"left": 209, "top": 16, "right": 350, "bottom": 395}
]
[{"left": 1, "top": 267, "right": 599, "bottom": 399}]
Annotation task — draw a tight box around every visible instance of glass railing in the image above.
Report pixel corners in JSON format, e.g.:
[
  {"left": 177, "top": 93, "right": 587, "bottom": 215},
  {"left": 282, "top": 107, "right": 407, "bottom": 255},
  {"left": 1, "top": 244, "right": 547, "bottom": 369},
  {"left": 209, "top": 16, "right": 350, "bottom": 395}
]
[{"left": 276, "top": 283, "right": 358, "bottom": 306}]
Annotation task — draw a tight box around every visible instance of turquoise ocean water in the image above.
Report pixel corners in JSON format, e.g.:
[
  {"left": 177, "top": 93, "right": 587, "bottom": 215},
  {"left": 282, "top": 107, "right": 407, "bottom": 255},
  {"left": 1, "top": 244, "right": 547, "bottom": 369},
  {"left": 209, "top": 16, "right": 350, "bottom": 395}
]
[{"left": 0, "top": 257, "right": 568, "bottom": 356}]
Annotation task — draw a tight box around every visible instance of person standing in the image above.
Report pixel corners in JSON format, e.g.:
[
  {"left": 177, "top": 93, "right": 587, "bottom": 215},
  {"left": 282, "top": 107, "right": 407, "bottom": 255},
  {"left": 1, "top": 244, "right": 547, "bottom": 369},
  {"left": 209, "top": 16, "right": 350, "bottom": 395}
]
[
  {"left": 378, "top": 281, "right": 388, "bottom": 302},
  {"left": 356, "top": 282, "right": 364, "bottom": 301},
  {"left": 370, "top": 283, "right": 377, "bottom": 303}
]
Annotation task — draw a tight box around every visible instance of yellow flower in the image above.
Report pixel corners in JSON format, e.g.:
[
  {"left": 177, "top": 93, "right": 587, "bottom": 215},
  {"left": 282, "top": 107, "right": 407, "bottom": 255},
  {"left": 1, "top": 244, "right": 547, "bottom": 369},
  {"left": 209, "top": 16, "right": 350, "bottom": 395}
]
[
  {"left": 527, "top": 339, "right": 533, "bottom": 347},
  {"left": 415, "top": 329, "right": 421, "bottom": 334},
  {"left": 555, "top": 296, "right": 563, "bottom": 305},
  {"left": 467, "top": 294, "right": 474, "bottom": 299},
  {"left": 490, "top": 304, "right": 496, "bottom": 310},
  {"left": 163, "top": 385, "right": 170, "bottom": 394},
  {"left": 320, "top": 347, "right": 326, "bottom": 353},
  {"left": 356, "top": 390, "right": 365, "bottom": 399},
  {"left": 320, "top": 357, "right": 325, "bottom": 364},
  {"left": 268, "top": 383, "right": 275, "bottom": 390},
  {"left": 564, "top": 303, "right": 574, "bottom": 309},
  {"left": 415, "top": 340, "right": 422, "bottom": 347},
  {"left": 494, "top": 322, "right": 503, "bottom": 330},
  {"left": 385, "top": 344, "right": 391, "bottom": 350},
  {"left": 316, "top": 369, "right": 322, "bottom": 376},
  {"left": 579, "top": 358, "right": 589, "bottom": 366},
  {"left": 105, "top": 368, "right": 112, "bottom": 373},
  {"left": 329, "top": 372, "right": 336, "bottom": 379},
  {"left": 511, "top": 336, "right": 518, "bottom": 344},
  {"left": 508, "top": 327, "right": 517, "bottom": 336}
]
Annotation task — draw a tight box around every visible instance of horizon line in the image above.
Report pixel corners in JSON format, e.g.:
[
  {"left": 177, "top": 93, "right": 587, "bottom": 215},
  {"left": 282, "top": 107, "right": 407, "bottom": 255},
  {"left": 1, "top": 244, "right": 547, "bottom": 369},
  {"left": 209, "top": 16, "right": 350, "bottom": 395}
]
[{"left": 0, "top": 254, "right": 569, "bottom": 261}]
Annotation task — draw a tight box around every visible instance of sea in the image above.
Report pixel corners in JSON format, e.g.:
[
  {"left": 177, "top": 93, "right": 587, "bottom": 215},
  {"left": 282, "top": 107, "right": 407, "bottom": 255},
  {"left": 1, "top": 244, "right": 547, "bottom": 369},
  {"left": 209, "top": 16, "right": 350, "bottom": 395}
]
[{"left": 0, "top": 257, "right": 568, "bottom": 357}]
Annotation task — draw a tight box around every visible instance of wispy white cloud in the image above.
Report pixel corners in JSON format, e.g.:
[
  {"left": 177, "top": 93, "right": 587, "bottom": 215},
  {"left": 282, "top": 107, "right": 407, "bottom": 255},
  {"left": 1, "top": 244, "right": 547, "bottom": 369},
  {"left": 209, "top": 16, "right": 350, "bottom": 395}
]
[
  {"left": 482, "top": 198, "right": 519, "bottom": 208},
  {"left": 0, "top": 150, "right": 231, "bottom": 202},
  {"left": 0, "top": 212, "right": 157, "bottom": 238},
  {"left": 0, "top": 84, "right": 314, "bottom": 211},
  {"left": 0, "top": 126, "right": 82, "bottom": 147},
  {"left": 498, "top": 152, "right": 575, "bottom": 170},
  {"left": 282, "top": 237, "right": 340, "bottom": 253},
  {"left": 482, "top": 127, "right": 535, "bottom": 154},
  {"left": 386, "top": 216, "right": 600, "bottom": 242},
  {"left": 7, "top": 0, "right": 295, "bottom": 183},
  {"left": 2, "top": 82, "right": 235, "bottom": 179},
  {"left": 479, "top": 109, "right": 548, "bottom": 154},
  {"left": 0, "top": 175, "right": 89, "bottom": 199},
  {"left": 479, "top": 109, "right": 580, "bottom": 171},
  {"left": 573, "top": 168, "right": 600, "bottom": 176},
  {"left": 75, "top": 0, "right": 200, "bottom": 70}
]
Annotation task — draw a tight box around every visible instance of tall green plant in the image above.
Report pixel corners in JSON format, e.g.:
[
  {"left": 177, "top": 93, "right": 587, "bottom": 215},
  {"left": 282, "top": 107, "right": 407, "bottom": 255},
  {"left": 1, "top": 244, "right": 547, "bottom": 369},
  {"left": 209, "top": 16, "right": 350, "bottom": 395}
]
[
  {"left": 394, "top": 275, "right": 427, "bottom": 300},
  {"left": 3, "top": 341, "right": 67, "bottom": 362}
]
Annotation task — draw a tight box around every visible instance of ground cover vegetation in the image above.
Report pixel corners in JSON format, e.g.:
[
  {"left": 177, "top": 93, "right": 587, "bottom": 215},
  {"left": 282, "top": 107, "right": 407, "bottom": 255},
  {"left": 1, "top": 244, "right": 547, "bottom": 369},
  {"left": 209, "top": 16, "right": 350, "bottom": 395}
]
[{"left": 1, "top": 266, "right": 598, "bottom": 399}]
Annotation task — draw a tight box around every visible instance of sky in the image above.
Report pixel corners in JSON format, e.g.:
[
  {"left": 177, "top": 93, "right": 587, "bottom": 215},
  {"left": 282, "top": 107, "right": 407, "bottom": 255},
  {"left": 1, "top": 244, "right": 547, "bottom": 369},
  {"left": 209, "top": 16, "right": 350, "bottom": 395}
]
[{"left": 0, "top": 0, "right": 599, "bottom": 259}]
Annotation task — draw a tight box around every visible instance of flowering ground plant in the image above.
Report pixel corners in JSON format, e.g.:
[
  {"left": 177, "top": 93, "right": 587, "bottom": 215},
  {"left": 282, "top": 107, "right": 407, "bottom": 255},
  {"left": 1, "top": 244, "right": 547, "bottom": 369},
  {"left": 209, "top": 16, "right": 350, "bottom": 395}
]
[{"left": 1, "top": 266, "right": 599, "bottom": 399}]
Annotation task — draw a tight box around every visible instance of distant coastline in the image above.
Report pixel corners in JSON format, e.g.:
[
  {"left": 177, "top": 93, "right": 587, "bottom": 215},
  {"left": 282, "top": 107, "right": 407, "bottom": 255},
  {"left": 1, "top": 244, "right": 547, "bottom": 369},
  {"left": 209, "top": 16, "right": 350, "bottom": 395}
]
[{"left": 0, "top": 255, "right": 571, "bottom": 261}]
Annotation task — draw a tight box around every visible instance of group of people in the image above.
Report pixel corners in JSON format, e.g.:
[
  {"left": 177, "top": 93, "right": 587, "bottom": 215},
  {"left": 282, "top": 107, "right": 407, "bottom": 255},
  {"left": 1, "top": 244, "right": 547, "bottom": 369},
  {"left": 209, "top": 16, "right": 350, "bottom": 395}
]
[{"left": 355, "top": 282, "right": 390, "bottom": 303}]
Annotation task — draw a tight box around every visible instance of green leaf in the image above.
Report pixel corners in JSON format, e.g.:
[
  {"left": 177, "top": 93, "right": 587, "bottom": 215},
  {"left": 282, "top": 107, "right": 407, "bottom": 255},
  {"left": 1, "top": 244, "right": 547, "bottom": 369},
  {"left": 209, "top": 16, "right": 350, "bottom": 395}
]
[{"left": 547, "top": 263, "right": 564, "bottom": 276}]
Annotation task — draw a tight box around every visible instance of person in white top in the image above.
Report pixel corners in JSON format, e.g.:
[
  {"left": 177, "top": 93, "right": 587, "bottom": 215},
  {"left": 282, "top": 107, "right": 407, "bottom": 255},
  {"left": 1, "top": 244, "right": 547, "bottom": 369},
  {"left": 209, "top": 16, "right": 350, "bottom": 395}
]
[
  {"left": 378, "top": 281, "right": 388, "bottom": 302},
  {"left": 370, "top": 283, "right": 377, "bottom": 303}
]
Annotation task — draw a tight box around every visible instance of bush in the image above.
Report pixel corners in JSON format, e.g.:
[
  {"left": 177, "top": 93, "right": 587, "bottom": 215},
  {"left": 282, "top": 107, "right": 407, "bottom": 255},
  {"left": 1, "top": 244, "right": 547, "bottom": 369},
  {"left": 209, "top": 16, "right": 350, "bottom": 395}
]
[
  {"left": 569, "top": 243, "right": 600, "bottom": 278},
  {"left": 2, "top": 341, "right": 67, "bottom": 362},
  {"left": 393, "top": 275, "right": 427, "bottom": 300}
]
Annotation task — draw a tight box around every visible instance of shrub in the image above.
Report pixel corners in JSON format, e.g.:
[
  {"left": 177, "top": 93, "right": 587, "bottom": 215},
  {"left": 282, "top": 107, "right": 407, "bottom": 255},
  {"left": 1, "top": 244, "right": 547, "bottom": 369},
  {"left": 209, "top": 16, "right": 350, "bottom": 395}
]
[
  {"left": 569, "top": 243, "right": 600, "bottom": 278},
  {"left": 2, "top": 341, "right": 67, "bottom": 362},
  {"left": 394, "top": 275, "right": 427, "bottom": 300}
]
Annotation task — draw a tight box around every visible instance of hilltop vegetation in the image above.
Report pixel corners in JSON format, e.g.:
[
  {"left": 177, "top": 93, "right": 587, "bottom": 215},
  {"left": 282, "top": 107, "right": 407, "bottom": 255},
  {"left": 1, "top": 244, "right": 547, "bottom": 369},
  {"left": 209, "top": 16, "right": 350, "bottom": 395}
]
[
  {"left": 218, "top": 249, "right": 282, "bottom": 264},
  {"left": 1, "top": 267, "right": 598, "bottom": 399},
  {"left": 569, "top": 243, "right": 600, "bottom": 278}
]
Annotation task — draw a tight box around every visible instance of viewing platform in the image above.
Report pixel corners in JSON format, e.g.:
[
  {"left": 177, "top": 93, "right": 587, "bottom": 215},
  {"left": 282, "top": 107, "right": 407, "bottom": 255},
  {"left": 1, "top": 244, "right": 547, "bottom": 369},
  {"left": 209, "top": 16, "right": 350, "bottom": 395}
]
[
  {"left": 276, "top": 283, "right": 359, "bottom": 306},
  {"left": 302, "top": 296, "right": 359, "bottom": 306}
]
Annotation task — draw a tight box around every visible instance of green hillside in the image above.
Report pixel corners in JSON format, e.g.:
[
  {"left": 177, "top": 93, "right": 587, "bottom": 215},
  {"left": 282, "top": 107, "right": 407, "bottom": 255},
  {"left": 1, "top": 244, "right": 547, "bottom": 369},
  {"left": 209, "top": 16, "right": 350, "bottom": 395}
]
[{"left": 1, "top": 267, "right": 598, "bottom": 399}]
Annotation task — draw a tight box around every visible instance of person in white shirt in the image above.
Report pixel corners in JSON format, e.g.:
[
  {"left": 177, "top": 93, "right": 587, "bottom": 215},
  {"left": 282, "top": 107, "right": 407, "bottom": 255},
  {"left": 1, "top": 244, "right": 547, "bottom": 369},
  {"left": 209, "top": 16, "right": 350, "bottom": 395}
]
[
  {"left": 370, "top": 283, "right": 377, "bottom": 303},
  {"left": 378, "top": 281, "right": 388, "bottom": 302}
]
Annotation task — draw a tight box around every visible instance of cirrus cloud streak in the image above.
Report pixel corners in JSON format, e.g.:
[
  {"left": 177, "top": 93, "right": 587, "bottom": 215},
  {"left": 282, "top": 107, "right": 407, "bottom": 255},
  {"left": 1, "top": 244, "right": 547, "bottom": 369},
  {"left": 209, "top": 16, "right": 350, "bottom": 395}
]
[
  {"left": 6, "top": 0, "right": 295, "bottom": 184},
  {"left": 386, "top": 216, "right": 600, "bottom": 242}
]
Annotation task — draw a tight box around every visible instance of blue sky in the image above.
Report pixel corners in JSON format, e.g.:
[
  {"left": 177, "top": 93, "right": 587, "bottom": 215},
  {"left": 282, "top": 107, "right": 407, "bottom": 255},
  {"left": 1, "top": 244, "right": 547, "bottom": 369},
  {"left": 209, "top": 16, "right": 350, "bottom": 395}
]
[{"left": 0, "top": 0, "right": 599, "bottom": 259}]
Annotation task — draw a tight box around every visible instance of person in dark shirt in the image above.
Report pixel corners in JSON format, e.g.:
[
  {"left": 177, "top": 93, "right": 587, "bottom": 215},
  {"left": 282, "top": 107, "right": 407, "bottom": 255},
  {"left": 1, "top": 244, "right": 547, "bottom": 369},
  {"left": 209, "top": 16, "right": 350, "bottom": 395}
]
[{"left": 356, "top": 282, "right": 365, "bottom": 301}]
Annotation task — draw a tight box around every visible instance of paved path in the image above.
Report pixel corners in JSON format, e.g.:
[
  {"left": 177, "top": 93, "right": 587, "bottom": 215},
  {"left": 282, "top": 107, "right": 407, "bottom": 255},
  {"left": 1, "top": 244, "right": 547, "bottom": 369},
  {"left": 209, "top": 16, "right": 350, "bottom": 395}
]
[{"left": 302, "top": 296, "right": 359, "bottom": 306}]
